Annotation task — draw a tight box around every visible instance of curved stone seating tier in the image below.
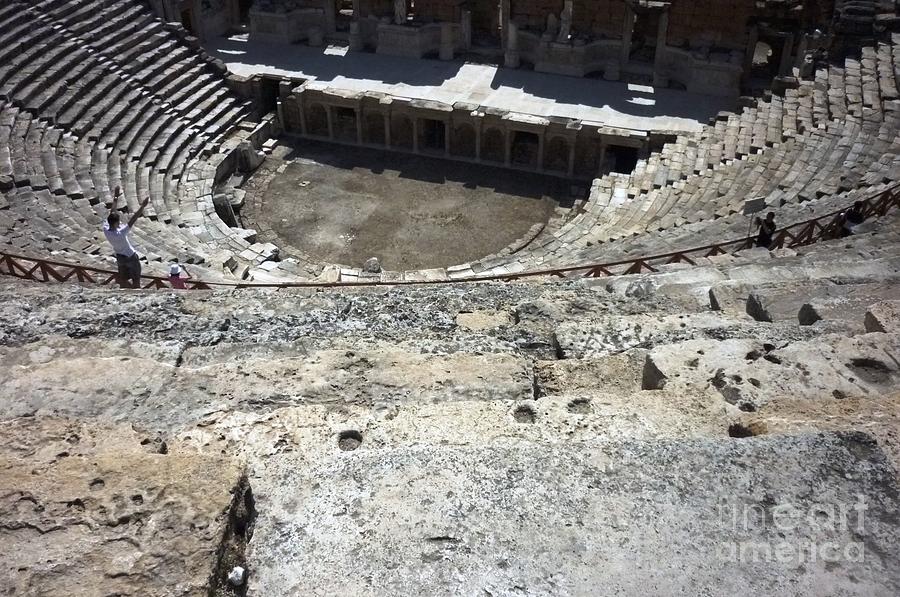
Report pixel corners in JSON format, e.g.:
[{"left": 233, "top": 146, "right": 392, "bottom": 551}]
[
  {"left": 1, "top": 2, "right": 899, "bottom": 286},
  {"left": 236, "top": 33, "right": 900, "bottom": 283},
  {"left": 0, "top": 0, "right": 259, "bottom": 279}
]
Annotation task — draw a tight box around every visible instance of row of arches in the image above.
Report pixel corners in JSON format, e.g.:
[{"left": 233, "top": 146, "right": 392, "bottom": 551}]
[{"left": 302, "top": 101, "right": 623, "bottom": 178}]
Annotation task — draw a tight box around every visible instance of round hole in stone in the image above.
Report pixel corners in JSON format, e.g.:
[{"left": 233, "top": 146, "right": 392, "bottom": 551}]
[
  {"left": 847, "top": 358, "right": 892, "bottom": 384},
  {"left": 338, "top": 430, "right": 363, "bottom": 451},
  {"left": 728, "top": 422, "right": 766, "bottom": 438},
  {"left": 567, "top": 398, "right": 592, "bottom": 414},
  {"left": 512, "top": 404, "right": 536, "bottom": 424}
]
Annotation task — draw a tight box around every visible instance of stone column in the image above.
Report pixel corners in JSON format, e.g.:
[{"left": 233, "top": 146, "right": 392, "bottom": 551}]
[
  {"left": 743, "top": 25, "right": 759, "bottom": 80},
  {"left": 778, "top": 34, "right": 794, "bottom": 76},
  {"left": 349, "top": 21, "right": 363, "bottom": 51},
  {"left": 393, "top": 0, "right": 406, "bottom": 25},
  {"left": 299, "top": 98, "right": 308, "bottom": 135},
  {"left": 383, "top": 113, "right": 391, "bottom": 148},
  {"left": 439, "top": 22, "right": 454, "bottom": 60},
  {"left": 412, "top": 118, "right": 419, "bottom": 153},
  {"left": 652, "top": 9, "right": 669, "bottom": 87},
  {"left": 475, "top": 124, "right": 482, "bottom": 161},
  {"left": 443, "top": 121, "right": 451, "bottom": 155},
  {"left": 536, "top": 131, "right": 544, "bottom": 172},
  {"left": 794, "top": 33, "right": 809, "bottom": 70},
  {"left": 500, "top": 0, "right": 510, "bottom": 49},
  {"left": 461, "top": 10, "right": 472, "bottom": 50},
  {"left": 505, "top": 22, "right": 520, "bottom": 68},
  {"left": 323, "top": 0, "right": 336, "bottom": 34},
  {"left": 504, "top": 130, "right": 511, "bottom": 167},
  {"left": 620, "top": 5, "right": 634, "bottom": 69},
  {"left": 228, "top": 0, "right": 240, "bottom": 27},
  {"left": 325, "top": 105, "right": 334, "bottom": 139},
  {"left": 355, "top": 108, "right": 364, "bottom": 145},
  {"left": 567, "top": 138, "right": 576, "bottom": 177}
]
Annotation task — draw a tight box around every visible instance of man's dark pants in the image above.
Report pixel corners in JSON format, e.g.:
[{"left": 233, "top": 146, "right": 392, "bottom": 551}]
[{"left": 115, "top": 253, "right": 141, "bottom": 288}]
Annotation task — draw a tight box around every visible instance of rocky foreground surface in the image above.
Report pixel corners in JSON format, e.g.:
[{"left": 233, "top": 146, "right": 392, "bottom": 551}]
[{"left": 1, "top": 244, "right": 899, "bottom": 595}]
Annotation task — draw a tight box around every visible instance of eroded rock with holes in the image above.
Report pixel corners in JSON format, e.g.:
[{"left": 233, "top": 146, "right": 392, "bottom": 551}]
[
  {"left": 865, "top": 300, "right": 900, "bottom": 333},
  {"left": 0, "top": 417, "right": 245, "bottom": 597},
  {"left": 555, "top": 313, "right": 837, "bottom": 359},
  {"left": 642, "top": 333, "right": 900, "bottom": 411}
]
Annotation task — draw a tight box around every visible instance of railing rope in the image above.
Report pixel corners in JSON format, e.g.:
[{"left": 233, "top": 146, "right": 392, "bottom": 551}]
[{"left": 1, "top": 184, "right": 897, "bottom": 291}]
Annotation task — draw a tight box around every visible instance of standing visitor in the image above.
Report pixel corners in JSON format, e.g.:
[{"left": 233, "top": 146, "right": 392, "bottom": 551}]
[
  {"left": 755, "top": 212, "right": 777, "bottom": 249},
  {"left": 103, "top": 186, "right": 149, "bottom": 288}
]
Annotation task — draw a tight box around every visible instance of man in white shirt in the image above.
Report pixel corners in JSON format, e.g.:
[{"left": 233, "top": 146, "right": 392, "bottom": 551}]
[{"left": 103, "top": 186, "right": 150, "bottom": 288}]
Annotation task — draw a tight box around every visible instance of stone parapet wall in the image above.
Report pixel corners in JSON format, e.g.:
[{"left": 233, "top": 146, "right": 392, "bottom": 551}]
[
  {"left": 249, "top": 7, "right": 326, "bottom": 43},
  {"left": 376, "top": 22, "right": 459, "bottom": 57},
  {"left": 656, "top": 46, "right": 743, "bottom": 97},
  {"left": 415, "top": 0, "right": 466, "bottom": 23},
  {"left": 574, "top": 0, "right": 627, "bottom": 39},
  {"left": 667, "top": 0, "right": 754, "bottom": 50}
]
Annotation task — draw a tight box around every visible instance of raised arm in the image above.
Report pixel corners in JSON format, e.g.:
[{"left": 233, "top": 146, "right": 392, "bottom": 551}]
[{"left": 128, "top": 197, "right": 150, "bottom": 228}]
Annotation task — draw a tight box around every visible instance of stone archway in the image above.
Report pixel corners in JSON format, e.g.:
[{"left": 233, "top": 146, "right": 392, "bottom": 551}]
[
  {"left": 420, "top": 118, "right": 446, "bottom": 153},
  {"left": 574, "top": 135, "right": 602, "bottom": 178},
  {"left": 364, "top": 112, "right": 386, "bottom": 145},
  {"left": 510, "top": 131, "right": 540, "bottom": 168},
  {"left": 451, "top": 123, "right": 477, "bottom": 158},
  {"left": 306, "top": 103, "right": 329, "bottom": 137},
  {"left": 333, "top": 106, "right": 357, "bottom": 143},
  {"left": 481, "top": 127, "right": 505, "bottom": 162},
  {"left": 544, "top": 136, "right": 569, "bottom": 172},
  {"left": 391, "top": 113, "right": 414, "bottom": 150}
]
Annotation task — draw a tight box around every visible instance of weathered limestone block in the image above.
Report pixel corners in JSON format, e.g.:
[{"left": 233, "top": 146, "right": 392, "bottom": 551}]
[
  {"left": 555, "top": 313, "right": 820, "bottom": 359},
  {"left": 163, "top": 345, "right": 535, "bottom": 408},
  {"left": 744, "top": 282, "right": 899, "bottom": 328},
  {"left": 708, "top": 282, "right": 753, "bottom": 316},
  {"left": 245, "top": 432, "right": 900, "bottom": 595},
  {"left": 865, "top": 300, "right": 900, "bottom": 333},
  {"left": 0, "top": 417, "right": 245, "bottom": 596},
  {"left": 238, "top": 141, "right": 266, "bottom": 173},
  {"left": 642, "top": 333, "right": 900, "bottom": 410}
]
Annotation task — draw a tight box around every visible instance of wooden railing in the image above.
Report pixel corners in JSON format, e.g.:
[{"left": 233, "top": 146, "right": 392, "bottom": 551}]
[{"left": 1, "top": 184, "right": 898, "bottom": 290}]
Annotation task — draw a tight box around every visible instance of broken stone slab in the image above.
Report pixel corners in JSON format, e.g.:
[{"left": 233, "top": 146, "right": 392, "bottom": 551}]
[
  {"left": 155, "top": 346, "right": 534, "bottom": 411},
  {"left": 798, "top": 284, "right": 900, "bottom": 329},
  {"left": 708, "top": 282, "right": 755, "bottom": 317},
  {"left": 597, "top": 266, "right": 728, "bottom": 308},
  {"left": 555, "top": 313, "right": 828, "bottom": 359},
  {"left": 865, "top": 300, "right": 900, "bottom": 333},
  {"left": 747, "top": 281, "right": 899, "bottom": 327},
  {"left": 245, "top": 432, "right": 900, "bottom": 596},
  {"left": 642, "top": 333, "right": 900, "bottom": 411},
  {"left": 0, "top": 417, "right": 245, "bottom": 596},
  {"left": 0, "top": 336, "right": 183, "bottom": 367}
]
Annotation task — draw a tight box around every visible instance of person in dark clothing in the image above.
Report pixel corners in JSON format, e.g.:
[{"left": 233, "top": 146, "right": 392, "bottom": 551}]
[
  {"left": 840, "top": 200, "right": 866, "bottom": 237},
  {"left": 755, "top": 212, "right": 776, "bottom": 248}
]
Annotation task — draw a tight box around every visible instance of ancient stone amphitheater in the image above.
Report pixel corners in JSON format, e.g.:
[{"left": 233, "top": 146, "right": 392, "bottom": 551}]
[{"left": 2, "top": 0, "right": 900, "bottom": 595}]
